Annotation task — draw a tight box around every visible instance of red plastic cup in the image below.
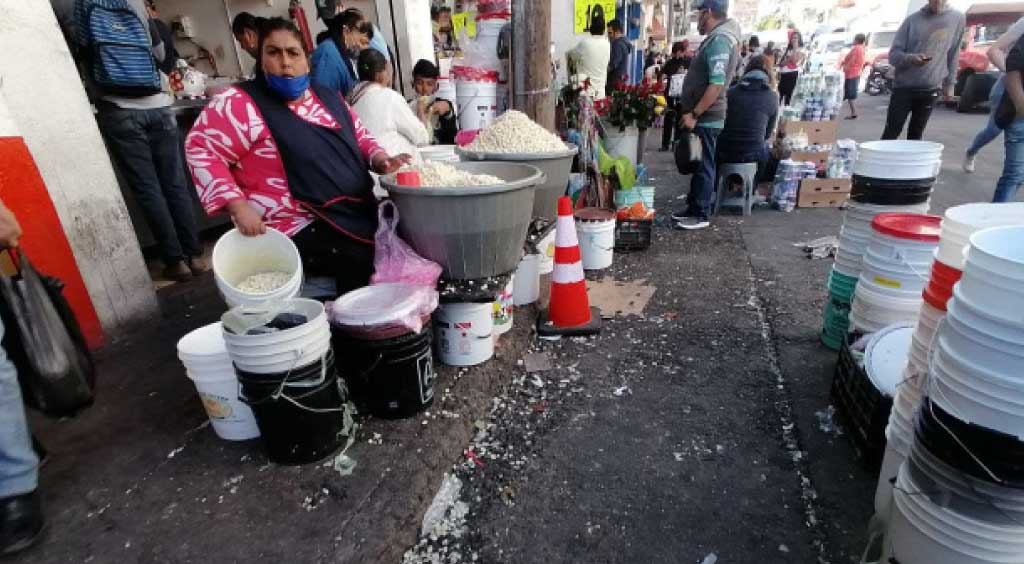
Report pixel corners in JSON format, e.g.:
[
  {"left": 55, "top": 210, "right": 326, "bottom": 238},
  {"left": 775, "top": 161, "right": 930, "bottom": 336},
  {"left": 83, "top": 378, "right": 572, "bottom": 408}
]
[{"left": 396, "top": 171, "right": 421, "bottom": 187}]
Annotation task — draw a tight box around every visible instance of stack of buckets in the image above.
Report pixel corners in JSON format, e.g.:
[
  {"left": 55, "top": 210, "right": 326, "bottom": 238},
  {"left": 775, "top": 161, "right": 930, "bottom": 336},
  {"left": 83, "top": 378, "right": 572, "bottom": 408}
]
[
  {"left": 177, "top": 323, "right": 260, "bottom": 441},
  {"left": 874, "top": 225, "right": 1024, "bottom": 563},
  {"left": 849, "top": 214, "right": 942, "bottom": 335},
  {"left": 822, "top": 140, "right": 941, "bottom": 349},
  {"left": 872, "top": 203, "right": 1024, "bottom": 531},
  {"left": 453, "top": 10, "right": 508, "bottom": 132},
  {"left": 222, "top": 299, "right": 349, "bottom": 465}
]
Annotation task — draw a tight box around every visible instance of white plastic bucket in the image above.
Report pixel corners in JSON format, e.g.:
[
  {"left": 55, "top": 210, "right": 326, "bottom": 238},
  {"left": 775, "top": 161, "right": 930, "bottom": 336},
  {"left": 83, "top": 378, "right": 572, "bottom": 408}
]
[
  {"left": 576, "top": 218, "right": 615, "bottom": 270},
  {"left": 212, "top": 229, "right": 302, "bottom": 308},
  {"left": 947, "top": 285, "right": 1024, "bottom": 345},
  {"left": 456, "top": 79, "right": 498, "bottom": 131},
  {"left": 513, "top": 253, "right": 541, "bottom": 306},
  {"left": 930, "top": 343, "right": 1024, "bottom": 440},
  {"left": 866, "top": 230, "right": 940, "bottom": 266},
  {"left": 177, "top": 323, "right": 260, "bottom": 441},
  {"left": 473, "top": 18, "right": 508, "bottom": 66},
  {"left": 221, "top": 299, "right": 332, "bottom": 375},
  {"left": 493, "top": 277, "right": 514, "bottom": 336},
  {"left": 537, "top": 228, "right": 556, "bottom": 275},
  {"left": 873, "top": 442, "right": 906, "bottom": 520},
  {"left": 434, "top": 302, "right": 494, "bottom": 366},
  {"left": 861, "top": 248, "right": 930, "bottom": 293},
  {"left": 420, "top": 145, "right": 460, "bottom": 163},
  {"left": 937, "top": 203, "right": 1024, "bottom": 270},
  {"left": 436, "top": 77, "right": 457, "bottom": 107},
  {"left": 884, "top": 463, "right": 1024, "bottom": 564},
  {"left": 603, "top": 126, "right": 640, "bottom": 166},
  {"left": 938, "top": 310, "right": 1024, "bottom": 379},
  {"left": 850, "top": 279, "right": 922, "bottom": 332},
  {"left": 855, "top": 140, "right": 944, "bottom": 180}
]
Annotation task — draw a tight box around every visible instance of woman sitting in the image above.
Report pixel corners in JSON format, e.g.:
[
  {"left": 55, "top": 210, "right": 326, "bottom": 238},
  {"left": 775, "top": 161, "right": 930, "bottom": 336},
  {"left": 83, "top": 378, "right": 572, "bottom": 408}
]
[
  {"left": 186, "top": 18, "right": 410, "bottom": 295},
  {"left": 349, "top": 49, "right": 431, "bottom": 163},
  {"left": 717, "top": 55, "right": 780, "bottom": 181}
]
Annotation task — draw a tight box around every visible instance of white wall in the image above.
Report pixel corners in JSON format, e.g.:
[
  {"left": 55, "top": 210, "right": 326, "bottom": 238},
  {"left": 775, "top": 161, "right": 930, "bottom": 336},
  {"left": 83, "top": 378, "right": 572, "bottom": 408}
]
[
  {"left": 0, "top": 0, "right": 159, "bottom": 332},
  {"left": 551, "top": 0, "right": 580, "bottom": 86}
]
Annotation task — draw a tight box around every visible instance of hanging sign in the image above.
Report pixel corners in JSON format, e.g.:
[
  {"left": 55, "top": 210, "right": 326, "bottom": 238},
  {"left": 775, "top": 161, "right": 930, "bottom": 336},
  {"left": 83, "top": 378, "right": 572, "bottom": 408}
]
[
  {"left": 573, "top": 0, "right": 616, "bottom": 35},
  {"left": 452, "top": 12, "right": 477, "bottom": 39}
]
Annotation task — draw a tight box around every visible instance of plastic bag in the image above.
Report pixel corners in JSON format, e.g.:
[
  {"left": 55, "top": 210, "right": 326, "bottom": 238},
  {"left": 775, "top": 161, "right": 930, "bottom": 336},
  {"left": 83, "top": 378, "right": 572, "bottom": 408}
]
[
  {"left": 0, "top": 250, "right": 95, "bottom": 417},
  {"left": 328, "top": 284, "right": 439, "bottom": 337},
  {"left": 674, "top": 129, "right": 702, "bottom": 175},
  {"left": 370, "top": 201, "right": 442, "bottom": 288}
]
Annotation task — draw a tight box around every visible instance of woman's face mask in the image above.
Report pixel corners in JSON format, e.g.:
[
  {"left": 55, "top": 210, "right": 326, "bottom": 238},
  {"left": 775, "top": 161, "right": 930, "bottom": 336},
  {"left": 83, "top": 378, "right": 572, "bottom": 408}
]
[{"left": 265, "top": 73, "right": 310, "bottom": 100}]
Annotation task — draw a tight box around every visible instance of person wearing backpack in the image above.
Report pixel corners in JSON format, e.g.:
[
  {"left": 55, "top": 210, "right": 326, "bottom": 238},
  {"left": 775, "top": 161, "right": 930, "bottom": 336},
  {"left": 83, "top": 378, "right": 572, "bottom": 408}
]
[{"left": 73, "top": 0, "right": 208, "bottom": 282}]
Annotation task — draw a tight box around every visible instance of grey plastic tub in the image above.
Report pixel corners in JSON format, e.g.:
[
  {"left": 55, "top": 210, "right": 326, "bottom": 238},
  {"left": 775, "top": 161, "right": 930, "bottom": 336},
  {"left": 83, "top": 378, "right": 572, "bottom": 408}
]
[
  {"left": 381, "top": 162, "right": 545, "bottom": 280},
  {"left": 456, "top": 144, "right": 578, "bottom": 220}
]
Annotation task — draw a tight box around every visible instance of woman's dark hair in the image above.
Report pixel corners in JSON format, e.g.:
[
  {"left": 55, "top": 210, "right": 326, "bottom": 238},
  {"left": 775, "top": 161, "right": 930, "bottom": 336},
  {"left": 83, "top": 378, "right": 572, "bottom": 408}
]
[
  {"left": 413, "top": 59, "right": 440, "bottom": 80},
  {"left": 232, "top": 12, "right": 266, "bottom": 37},
  {"left": 607, "top": 19, "right": 623, "bottom": 34},
  {"left": 257, "top": 17, "right": 308, "bottom": 57},
  {"left": 357, "top": 48, "right": 388, "bottom": 82},
  {"left": 790, "top": 31, "right": 804, "bottom": 47},
  {"left": 748, "top": 35, "right": 760, "bottom": 48},
  {"left": 589, "top": 5, "right": 606, "bottom": 35},
  {"left": 671, "top": 40, "right": 687, "bottom": 54},
  {"left": 854, "top": 33, "right": 867, "bottom": 45},
  {"left": 745, "top": 54, "right": 768, "bottom": 74},
  {"left": 327, "top": 8, "right": 373, "bottom": 38}
]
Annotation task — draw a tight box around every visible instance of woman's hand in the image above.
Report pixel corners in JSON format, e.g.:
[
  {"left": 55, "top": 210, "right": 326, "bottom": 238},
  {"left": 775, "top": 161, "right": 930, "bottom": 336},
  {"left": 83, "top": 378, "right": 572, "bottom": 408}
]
[
  {"left": 373, "top": 153, "right": 413, "bottom": 175},
  {"left": 226, "top": 200, "right": 266, "bottom": 236},
  {"left": 430, "top": 100, "right": 453, "bottom": 116}
]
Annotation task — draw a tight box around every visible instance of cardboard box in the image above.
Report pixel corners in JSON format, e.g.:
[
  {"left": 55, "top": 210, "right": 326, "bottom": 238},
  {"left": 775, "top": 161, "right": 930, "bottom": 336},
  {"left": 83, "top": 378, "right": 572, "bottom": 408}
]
[
  {"left": 798, "top": 178, "right": 852, "bottom": 208},
  {"left": 780, "top": 120, "right": 839, "bottom": 145},
  {"left": 790, "top": 150, "right": 832, "bottom": 169}
]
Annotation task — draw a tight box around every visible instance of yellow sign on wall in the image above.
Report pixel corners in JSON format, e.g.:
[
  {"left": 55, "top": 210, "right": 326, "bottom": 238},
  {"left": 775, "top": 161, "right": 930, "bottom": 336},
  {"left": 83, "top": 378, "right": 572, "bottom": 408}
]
[
  {"left": 574, "top": 0, "right": 616, "bottom": 35},
  {"left": 452, "top": 12, "right": 477, "bottom": 39}
]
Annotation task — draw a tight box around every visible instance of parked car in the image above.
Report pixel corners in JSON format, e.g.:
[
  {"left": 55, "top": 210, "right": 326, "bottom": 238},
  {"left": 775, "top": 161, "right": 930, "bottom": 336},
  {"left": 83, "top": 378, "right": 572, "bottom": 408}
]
[
  {"left": 806, "top": 32, "right": 852, "bottom": 73},
  {"left": 953, "top": 2, "right": 1023, "bottom": 112},
  {"left": 857, "top": 26, "right": 900, "bottom": 91}
]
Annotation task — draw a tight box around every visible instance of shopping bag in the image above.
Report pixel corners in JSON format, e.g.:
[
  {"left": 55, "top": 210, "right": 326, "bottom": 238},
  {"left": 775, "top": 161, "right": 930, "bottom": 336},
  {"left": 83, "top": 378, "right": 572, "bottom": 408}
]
[
  {"left": 674, "top": 128, "right": 703, "bottom": 175},
  {"left": 369, "top": 200, "right": 443, "bottom": 288},
  {"left": 0, "top": 250, "right": 95, "bottom": 417}
]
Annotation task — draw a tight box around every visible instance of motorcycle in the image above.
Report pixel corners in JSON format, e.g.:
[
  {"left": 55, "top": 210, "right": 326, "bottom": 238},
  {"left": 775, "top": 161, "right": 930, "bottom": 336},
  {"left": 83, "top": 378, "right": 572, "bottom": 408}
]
[{"left": 865, "top": 61, "right": 894, "bottom": 96}]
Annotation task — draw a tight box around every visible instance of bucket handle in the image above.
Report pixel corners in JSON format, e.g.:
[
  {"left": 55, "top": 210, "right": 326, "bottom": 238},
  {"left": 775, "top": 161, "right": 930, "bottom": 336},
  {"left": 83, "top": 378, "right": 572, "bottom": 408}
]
[
  {"left": 238, "top": 351, "right": 347, "bottom": 414},
  {"left": 891, "top": 251, "right": 931, "bottom": 283}
]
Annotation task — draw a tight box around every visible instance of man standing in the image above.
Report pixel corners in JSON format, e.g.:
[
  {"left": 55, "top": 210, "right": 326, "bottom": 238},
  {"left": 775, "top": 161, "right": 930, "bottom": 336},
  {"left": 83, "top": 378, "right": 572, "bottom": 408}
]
[
  {"left": 659, "top": 40, "right": 691, "bottom": 151},
  {"left": 606, "top": 19, "right": 633, "bottom": 95},
  {"left": 74, "top": 0, "right": 207, "bottom": 282},
  {"left": 0, "top": 200, "right": 44, "bottom": 556},
  {"left": 840, "top": 33, "right": 867, "bottom": 119},
  {"left": 671, "top": 0, "right": 740, "bottom": 230},
  {"left": 881, "top": 0, "right": 965, "bottom": 140}
]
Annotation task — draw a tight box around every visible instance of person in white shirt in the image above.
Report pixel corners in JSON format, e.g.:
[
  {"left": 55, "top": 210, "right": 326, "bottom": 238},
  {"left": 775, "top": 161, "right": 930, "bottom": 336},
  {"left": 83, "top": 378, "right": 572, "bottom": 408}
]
[
  {"left": 567, "top": 6, "right": 611, "bottom": 100},
  {"left": 349, "top": 49, "right": 430, "bottom": 165}
]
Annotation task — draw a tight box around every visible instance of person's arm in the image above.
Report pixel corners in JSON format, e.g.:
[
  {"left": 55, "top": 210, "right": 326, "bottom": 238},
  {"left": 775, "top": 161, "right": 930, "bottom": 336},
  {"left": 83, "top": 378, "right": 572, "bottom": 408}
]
[
  {"left": 766, "top": 96, "right": 780, "bottom": 141},
  {"left": 345, "top": 102, "right": 410, "bottom": 173},
  {"left": 184, "top": 88, "right": 264, "bottom": 235},
  {"left": 1008, "top": 70, "right": 1024, "bottom": 116},
  {"left": 0, "top": 199, "right": 22, "bottom": 250},
  {"left": 944, "top": 15, "right": 966, "bottom": 93},
  {"left": 435, "top": 100, "right": 459, "bottom": 144},
  {"left": 392, "top": 91, "right": 431, "bottom": 146},
  {"left": 988, "top": 17, "right": 1024, "bottom": 71},
  {"left": 889, "top": 19, "right": 914, "bottom": 69},
  {"left": 310, "top": 46, "right": 342, "bottom": 92}
]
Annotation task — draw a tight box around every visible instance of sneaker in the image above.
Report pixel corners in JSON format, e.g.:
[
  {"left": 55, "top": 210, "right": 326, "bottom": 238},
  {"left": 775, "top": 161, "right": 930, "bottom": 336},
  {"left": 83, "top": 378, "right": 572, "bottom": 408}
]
[
  {"left": 162, "top": 260, "right": 192, "bottom": 283},
  {"left": 676, "top": 216, "right": 710, "bottom": 230},
  {"left": 963, "top": 153, "right": 976, "bottom": 173},
  {"left": 670, "top": 210, "right": 693, "bottom": 222},
  {"left": 0, "top": 491, "right": 45, "bottom": 556},
  {"left": 187, "top": 256, "right": 212, "bottom": 275}
]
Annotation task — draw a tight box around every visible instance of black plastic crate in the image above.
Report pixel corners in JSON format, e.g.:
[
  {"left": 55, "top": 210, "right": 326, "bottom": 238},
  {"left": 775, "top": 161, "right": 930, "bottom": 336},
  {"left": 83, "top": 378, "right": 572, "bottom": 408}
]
[
  {"left": 614, "top": 218, "right": 653, "bottom": 251},
  {"left": 830, "top": 337, "right": 892, "bottom": 469}
]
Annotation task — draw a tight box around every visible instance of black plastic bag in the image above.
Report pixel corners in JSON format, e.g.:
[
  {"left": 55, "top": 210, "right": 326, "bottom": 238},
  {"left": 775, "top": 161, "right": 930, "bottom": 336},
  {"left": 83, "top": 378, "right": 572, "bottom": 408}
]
[
  {"left": 674, "top": 128, "right": 703, "bottom": 175},
  {"left": 0, "top": 250, "right": 95, "bottom": 417}
]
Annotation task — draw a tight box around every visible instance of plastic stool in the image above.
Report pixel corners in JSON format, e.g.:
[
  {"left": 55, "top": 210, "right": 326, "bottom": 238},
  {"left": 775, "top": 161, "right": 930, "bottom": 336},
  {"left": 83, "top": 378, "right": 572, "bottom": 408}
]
[{"left": 714, "top": 162, "right": 758, "bottom": 217}]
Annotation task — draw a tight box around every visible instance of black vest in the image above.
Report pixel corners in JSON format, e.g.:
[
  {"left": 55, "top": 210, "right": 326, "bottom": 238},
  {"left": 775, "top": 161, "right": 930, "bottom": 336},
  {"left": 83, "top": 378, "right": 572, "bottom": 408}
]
[{"left": 238, "top": 79, "right": 377, "bottom": 244}]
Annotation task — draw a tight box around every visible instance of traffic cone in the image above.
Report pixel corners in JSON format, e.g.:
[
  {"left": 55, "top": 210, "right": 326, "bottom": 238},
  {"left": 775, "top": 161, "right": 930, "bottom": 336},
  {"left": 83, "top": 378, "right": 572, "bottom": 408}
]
[{"left": 537, "top": 197, "right": 601, "bottom": 338}]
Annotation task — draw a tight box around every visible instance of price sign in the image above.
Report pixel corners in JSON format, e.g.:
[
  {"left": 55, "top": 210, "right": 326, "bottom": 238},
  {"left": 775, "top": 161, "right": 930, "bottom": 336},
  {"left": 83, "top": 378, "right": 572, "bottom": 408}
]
[
  {"left": 574, "top": 0, "right": 616, "bottom": 35},
  {"left": 452, "top": 12, "right": 477, "bottom": 39}
]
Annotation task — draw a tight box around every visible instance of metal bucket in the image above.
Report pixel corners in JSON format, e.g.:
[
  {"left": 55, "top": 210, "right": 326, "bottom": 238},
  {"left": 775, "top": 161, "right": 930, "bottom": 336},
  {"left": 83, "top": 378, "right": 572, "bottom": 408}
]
[
  {"left": 456, "top": 145, "right": 577, "bottom": 220},
  {"left": 380, "top": 162, "right": 544, "bottom": 280}
]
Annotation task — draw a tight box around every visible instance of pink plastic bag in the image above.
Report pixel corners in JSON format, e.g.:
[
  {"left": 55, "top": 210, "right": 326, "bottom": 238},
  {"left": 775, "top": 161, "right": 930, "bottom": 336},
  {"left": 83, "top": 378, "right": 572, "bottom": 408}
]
[{"left": 370, "top": 201, "right": 442, "bottom": 288}]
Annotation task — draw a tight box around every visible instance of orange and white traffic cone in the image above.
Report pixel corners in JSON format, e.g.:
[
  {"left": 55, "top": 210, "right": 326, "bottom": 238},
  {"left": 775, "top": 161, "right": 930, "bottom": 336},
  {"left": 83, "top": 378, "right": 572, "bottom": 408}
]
[{"left": 538, "top": 197, "right": 601, "bottom": 338}]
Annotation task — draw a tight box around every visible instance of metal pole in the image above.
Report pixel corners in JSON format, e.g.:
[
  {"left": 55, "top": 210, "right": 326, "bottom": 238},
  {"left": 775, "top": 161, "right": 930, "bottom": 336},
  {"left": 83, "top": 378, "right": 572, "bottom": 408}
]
[{"left": 511, "top": 0, "right": 554, "bottom": 129}]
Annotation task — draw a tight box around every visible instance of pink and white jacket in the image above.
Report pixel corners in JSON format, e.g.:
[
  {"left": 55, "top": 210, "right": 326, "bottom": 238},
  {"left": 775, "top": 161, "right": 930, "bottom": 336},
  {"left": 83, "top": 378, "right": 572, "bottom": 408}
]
[{"left": 185, "top": 86, "right": 386, "bottom": 237}]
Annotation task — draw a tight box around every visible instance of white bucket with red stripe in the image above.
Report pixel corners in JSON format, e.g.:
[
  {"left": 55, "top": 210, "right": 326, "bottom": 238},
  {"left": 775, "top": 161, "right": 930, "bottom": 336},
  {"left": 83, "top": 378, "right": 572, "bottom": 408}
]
[{"left": 434, "top": 302, "right": 494, "bottom": 366}]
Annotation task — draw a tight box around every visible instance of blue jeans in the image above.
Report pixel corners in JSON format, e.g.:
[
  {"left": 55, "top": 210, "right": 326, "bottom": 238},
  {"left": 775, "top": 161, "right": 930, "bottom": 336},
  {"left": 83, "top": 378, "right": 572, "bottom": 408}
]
[
  {"left": 0, "top": 318, "right": 38, "bottom": 498},
  {"left": 685, "top": 126, "right": 721, "bottom": 219},
  {"left": 968, "top": 78, "right": 1006, "bottom": 157},
  {"left": 97, "top": 106, "right": 201, "bottom": 263},
  {"left": 994, "top": 117, "right": 1024, "bottom": 203}
]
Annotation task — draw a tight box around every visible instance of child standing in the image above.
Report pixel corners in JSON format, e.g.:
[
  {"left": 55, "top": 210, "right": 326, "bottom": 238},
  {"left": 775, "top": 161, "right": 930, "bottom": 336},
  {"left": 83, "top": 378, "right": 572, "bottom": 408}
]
[{"left": 840, "top": 34, "right": 867, "bottom": 119}]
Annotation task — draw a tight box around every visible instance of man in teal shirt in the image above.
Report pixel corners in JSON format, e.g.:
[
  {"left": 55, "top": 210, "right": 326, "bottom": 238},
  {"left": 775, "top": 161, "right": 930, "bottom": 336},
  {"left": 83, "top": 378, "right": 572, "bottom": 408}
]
[{"left": 671, "top": 0, "right": 740, "bottom": 230}]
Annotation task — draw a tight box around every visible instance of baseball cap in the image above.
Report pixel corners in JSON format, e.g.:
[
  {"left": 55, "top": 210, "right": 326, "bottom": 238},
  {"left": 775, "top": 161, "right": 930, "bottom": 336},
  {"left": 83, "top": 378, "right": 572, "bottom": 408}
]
[{"left": 692, "top": 0, "right": 729, "bottom": 13}]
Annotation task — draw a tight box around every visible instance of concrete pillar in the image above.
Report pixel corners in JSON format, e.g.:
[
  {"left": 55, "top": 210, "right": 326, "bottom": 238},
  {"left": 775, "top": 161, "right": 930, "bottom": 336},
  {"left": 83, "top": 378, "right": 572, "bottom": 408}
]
[{"left": 0, "top": 0, "right": 159, "bottom": 342}]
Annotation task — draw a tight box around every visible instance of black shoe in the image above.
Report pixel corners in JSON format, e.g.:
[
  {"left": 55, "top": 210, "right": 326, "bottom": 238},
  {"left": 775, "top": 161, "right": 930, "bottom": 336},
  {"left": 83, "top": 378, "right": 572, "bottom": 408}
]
[
  {"left": 0, "top": 491, "right": 45, "bottom": 556},
  {"left": 671, "top": 210, "right": 695, "bottom": 222}
]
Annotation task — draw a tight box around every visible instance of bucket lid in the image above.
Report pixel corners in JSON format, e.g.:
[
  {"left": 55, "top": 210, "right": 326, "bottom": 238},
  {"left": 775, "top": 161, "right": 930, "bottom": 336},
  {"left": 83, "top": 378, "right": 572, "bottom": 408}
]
[
  {"left": 871, "top": 213, "right": 942, "bottom": 242},
  {"left": 864, "top": 323, "right": 915, "bottom": 398},
  {"left": 331, "top": 283, "right": 427, "bottom": 328},
  {"left": 177, "top": 322, "right": 228, "bottom": 360}
]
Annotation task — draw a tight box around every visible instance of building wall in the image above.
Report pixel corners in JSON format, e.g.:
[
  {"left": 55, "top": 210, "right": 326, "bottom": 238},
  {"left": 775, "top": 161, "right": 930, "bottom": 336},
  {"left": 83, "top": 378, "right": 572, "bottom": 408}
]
[{"left": 0, "top": 0, "right": 159, "bottom": 340}]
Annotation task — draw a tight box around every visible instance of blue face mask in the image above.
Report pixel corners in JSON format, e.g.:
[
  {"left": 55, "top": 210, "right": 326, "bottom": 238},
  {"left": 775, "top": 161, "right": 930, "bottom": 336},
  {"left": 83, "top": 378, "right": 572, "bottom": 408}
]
[{"left": 265, "top": 73, "right": 310, "bottom": 101}]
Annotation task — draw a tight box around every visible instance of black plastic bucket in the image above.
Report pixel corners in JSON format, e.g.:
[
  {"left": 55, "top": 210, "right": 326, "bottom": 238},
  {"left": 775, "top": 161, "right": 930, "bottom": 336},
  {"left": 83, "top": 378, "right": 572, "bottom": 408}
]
[
  {"left": 237, "top": 350, "right": 349, "bottom": 465},
  {"left": 916, "top": 396, "right": 1024, "bottom": 488},
  {"left": 851, "top": 175, "right": 935, "bottom": 205},
  {"left": 333, "top": 327, "right": 435, "bottom": 419}
]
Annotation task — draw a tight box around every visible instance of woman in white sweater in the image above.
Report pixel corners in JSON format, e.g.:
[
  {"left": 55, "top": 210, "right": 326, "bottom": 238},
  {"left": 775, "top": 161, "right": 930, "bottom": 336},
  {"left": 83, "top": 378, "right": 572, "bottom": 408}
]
[
  {"left": 349, "top": 49, "right": 430, "bottom": 162},
  {"left": 567, "top": 8, "right": 610, "bottom": 100}
]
